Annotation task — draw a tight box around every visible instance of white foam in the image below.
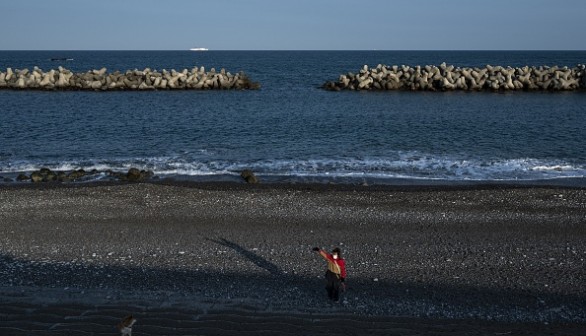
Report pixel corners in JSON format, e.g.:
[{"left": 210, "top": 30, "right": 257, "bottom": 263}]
[
  {"left": 1, "top": 152, "right": 585, "bottom": 182},
  {"left": 531, "top": 165, "right": 574, "bottom": 172}
]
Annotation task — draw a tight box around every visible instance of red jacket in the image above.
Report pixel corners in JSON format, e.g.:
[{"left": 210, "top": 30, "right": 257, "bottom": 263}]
[{"left": 320, "top": 251, "right": 347, "bottom": 279}]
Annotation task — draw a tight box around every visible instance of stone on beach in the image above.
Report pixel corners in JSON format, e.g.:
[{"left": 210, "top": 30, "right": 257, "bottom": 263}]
[
  {"left": 240, "top": 169, "right": 259, "bottom": 183},
  {"left": 16, "top": 173, "right": 29, "bottom": 181}
]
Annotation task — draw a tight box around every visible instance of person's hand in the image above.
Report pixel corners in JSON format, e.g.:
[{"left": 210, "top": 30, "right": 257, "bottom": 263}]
[{"left": 312, "top": 247, "right": 320, "bottom": 252}]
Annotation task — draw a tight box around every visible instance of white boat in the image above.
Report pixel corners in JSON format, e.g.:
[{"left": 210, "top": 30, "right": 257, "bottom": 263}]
[{"left": 189, "top": 47, "right": 209, "bottom": 51}]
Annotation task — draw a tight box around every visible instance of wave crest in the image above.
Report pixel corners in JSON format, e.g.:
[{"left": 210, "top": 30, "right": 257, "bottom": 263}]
[{"left": 1, "top": 152, "right": 584, "bottom": 183}]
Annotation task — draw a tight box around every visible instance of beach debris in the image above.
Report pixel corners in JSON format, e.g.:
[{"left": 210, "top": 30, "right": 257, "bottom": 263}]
[
  {"left": 323, "top": 63, "right": 586, "bottom": 91},
  {"left": 240, "top": 169, "right": 259, "bottom": 184},
  {"left": 0, "top": 66, "right": 260, "bottom": 91},
  {"left": 117, "top": 314, "right": 137, "bottom": 336}
]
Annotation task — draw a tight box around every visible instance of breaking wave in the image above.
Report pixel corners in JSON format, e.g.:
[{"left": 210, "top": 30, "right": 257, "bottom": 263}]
[{"left": 1, "top": 151, "right": 584, "bottom": 184}]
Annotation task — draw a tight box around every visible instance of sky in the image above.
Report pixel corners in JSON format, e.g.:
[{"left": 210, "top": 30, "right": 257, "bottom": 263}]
[{"left": 1, "top": 0, "right": 585, "bottom": 50}]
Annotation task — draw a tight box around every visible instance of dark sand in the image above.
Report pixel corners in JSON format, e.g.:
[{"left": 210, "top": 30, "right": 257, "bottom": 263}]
[{"left": 0, "top": 182, "right": 585, "bottom": 335}]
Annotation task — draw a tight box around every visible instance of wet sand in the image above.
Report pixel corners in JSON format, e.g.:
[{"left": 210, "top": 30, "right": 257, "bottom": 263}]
[{"left": 0, "top": 182, "right": 585, "bottom": 335}]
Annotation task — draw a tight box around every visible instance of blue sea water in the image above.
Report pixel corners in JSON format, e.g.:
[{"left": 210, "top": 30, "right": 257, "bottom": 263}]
[{"left": 1, "top": 50, "right": 585, "bottom": 186}]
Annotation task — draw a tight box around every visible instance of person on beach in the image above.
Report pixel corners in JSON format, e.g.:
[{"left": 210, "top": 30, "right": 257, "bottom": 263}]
[{"left": 312, "top": 247, "right": 346, "bottom": 302}]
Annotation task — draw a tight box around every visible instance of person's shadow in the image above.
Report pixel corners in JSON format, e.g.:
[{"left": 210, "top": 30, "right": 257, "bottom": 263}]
[{"left": 208, "top": 238, "right": 283, "bottom": 277}]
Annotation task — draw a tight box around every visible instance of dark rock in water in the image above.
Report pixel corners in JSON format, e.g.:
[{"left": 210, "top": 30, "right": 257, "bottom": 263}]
[
  {"left": 126, "top": 168, "right": 154, "bottom": 182},
  {"left": 127, "top": 168, "right": 142, "bottom": 181},
  {"left": 44, "top": 171, "right": 57, "bottom": 182},
  {"left": 240, "top": 169, "right": 259, "bottom": 184},
  {"left": 10, "top": 167, "right": 154, "bottom": 184},
  {"left": 57, "top": 171, "right": 69, "bottom": 182},
  {"left": 39, "top": 167, "right": 52, "bottom": 175},
  {"left": 68, "top": 169, "right": 87, "bottom": 180},
  {"left": 140, "top": 170, "right": 154, "bottom": 180},
  {"left": 28, "top": 168, "right": 58, "bottom": 183},
  {"left": 3, "top": 177, "right": 12, "bottom": 182},
  {"left": 107, "top": 170, "right": 126, "bottom": 181},
  {"left": 16, "top": 174, "right": 29, "bottom": 181},
  {"left": 31, "top": 171, "right": 43, "bottom": 183}
]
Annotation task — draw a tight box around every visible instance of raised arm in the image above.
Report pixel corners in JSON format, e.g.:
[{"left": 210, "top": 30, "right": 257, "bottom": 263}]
[{"left": 313, "top": 247, "right": 334, "bottom": 262}]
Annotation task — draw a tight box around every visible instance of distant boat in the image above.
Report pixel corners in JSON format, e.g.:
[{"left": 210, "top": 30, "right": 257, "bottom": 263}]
[
  {"left": 189, "top": 48, "right": 209, "bottom": 51},
  {"left": 50, "top": 58, "right": 74, "bottom": 61}
]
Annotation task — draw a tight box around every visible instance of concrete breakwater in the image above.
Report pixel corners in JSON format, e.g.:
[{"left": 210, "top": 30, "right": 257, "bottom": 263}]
[
  {"left": 323, "top": 63, "right": 586, "bottom": 91},
  {"left": 0, "top": 66, "right": 260, "bottom": 90}
]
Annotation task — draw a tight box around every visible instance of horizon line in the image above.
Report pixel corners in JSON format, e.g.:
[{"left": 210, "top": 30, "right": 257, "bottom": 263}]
[{"left": 1, "top": 49, "right": 586, "bottom": 52}]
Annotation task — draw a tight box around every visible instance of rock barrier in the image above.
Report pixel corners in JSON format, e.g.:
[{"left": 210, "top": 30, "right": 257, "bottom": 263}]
[
  {"left": 0, "top": 66, "right": 260, "bottom": 91},
  {"left": 11, "top": 168, "right": 154, "bottom": 183},
  {"left": 323, "top": 63, "right": 586, "bottom": 91}
]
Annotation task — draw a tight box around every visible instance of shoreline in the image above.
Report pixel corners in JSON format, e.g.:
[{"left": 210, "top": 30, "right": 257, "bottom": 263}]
[
  {"left": 2, "top": 164, "right": 585, "bottom": 189},
  {"left": 1, "top": 182, "right": 585, "bottom": 334},
  {"left": 1, "top": 176, "right": 586, "bottom": 192}
]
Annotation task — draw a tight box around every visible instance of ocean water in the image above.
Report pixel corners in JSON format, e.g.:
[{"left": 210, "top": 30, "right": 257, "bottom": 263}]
[{"left": 1, "top": 50, "right": 585, "bottom": 186}]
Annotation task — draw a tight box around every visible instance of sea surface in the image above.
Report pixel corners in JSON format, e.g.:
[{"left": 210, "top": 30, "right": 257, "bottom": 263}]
[{"left": 1, "top": 50, "right": 585, "bottom": 186}]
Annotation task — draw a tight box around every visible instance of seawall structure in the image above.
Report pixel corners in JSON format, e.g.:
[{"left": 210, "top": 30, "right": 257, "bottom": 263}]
[
  {"left": 0, "top": 66, "right": 260, "bottom": 90},
  {"left": 323, "top": 63, "right": 586, "bottom": 91}
]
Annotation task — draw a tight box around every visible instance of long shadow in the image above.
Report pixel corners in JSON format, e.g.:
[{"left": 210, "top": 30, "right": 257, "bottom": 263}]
[
  {"left": 207, "top": 238, "right": 283, "bottom": 277},
  {"left": 2, "top": 251, "right": 586, "bottom": 336},
  {"left": 1, "top": 250, "right": 586, "bottom": 332}
]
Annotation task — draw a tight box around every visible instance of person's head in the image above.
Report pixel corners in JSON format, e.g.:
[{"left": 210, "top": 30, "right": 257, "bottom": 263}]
[{"left": 332, "top": 247, "right": 342, "bottom": 259}]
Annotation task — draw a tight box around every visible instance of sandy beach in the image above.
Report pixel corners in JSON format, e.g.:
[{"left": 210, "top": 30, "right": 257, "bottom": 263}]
[{"left": 0, "top": 182, "right": 585, "bottom": 335}]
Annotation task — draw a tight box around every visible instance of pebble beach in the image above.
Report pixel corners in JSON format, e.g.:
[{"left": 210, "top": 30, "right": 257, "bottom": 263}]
[{"left": 0, "top": 182, "right": 585, "bottom": 335}]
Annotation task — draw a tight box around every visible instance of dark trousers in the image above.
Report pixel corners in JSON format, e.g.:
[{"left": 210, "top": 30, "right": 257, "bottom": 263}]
[{"left": 325, "top": 270, "right": 341, "bottom": 301}]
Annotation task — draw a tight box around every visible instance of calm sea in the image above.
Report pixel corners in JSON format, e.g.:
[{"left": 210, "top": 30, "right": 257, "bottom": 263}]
[{"left": 1, "top": 51, "right": 585, "bottom": 186}]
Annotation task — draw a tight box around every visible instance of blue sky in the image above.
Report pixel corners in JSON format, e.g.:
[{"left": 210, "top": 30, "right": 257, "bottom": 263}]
[{"left": 2, "top": 0, "right": 585, "bottom": 50}]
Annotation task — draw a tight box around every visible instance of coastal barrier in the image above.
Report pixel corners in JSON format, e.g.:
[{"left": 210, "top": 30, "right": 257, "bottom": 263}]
[
  {"left": 9, "top": 167, "right": 155, "bottom": 183},
  {"left": 3, "top": 167, "right": 260, "bottom": 184},
  {"left": 323, "top": 63, "right": 586, "bottom": 91},
  {"left": 0, "top": 66, "right": 260, "bottom": 90}
]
